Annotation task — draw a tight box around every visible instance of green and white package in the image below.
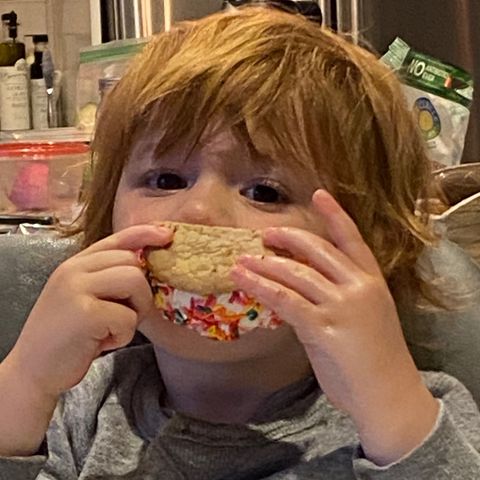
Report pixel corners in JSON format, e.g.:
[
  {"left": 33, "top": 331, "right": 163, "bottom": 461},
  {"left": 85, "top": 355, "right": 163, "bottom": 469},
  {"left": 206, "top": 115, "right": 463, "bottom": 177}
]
[{"left": 382, "top": 37, "right": 474, "bottom": 167}]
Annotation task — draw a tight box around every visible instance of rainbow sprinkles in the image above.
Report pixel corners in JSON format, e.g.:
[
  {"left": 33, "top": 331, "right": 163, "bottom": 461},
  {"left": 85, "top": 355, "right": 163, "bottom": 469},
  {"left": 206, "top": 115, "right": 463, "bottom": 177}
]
[{"left": 151, "top": 282, "right": 282, "bottom": 341}]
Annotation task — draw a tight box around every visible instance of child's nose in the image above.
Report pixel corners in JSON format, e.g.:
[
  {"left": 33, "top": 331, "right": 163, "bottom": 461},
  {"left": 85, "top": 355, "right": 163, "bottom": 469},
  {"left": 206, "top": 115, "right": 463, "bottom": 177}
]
[{"left": 174, "top": 181, "right": 235, "bottom": 227}]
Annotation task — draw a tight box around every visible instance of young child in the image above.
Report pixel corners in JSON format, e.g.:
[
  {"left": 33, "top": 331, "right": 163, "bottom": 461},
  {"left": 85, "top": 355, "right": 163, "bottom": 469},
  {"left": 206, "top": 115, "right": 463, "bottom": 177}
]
[{"left": 1, "top": 6, "right": 479, "bottom": 479}]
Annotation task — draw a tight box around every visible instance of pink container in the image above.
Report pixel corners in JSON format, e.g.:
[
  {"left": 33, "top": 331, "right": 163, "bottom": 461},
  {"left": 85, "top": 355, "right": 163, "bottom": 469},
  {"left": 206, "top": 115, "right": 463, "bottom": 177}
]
[{"left": 0, "top": 142, "right": 90, "bottom": 221}]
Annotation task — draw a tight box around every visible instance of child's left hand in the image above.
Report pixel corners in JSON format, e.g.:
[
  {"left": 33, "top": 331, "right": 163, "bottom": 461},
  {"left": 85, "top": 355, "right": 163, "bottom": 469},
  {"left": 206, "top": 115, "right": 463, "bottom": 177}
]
[{"left": 231, "top": 189, "right": 439, "bottom": 466}]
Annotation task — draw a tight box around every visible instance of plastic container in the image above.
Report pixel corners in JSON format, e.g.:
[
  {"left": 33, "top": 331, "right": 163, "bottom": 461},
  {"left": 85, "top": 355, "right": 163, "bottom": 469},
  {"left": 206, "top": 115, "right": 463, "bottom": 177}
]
[
  {"left": 0, "top": 142, "right": 90, "bottom": 221},
  {"left": 76, "top": 39, "right": 147, "bottom": 132}
]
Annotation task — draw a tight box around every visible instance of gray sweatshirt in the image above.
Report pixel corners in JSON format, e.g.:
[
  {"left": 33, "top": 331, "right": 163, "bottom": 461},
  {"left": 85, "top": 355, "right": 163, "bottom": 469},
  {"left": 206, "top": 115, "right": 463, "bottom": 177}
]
[{"left": 1, "top": 345, "right": 479, "bottom": 480}]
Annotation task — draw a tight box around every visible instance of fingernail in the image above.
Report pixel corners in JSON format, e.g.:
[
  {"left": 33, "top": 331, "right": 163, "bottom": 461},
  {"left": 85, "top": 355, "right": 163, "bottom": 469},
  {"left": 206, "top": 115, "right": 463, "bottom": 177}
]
[
  {"left": 135, "top": 249, "right": 146, "bottom": 265},
  {"left": 230, "top": 265, "right": 247, "bottom": 277},
  {"left": 152, "top": 223, "right": 173, "bottom": 234},
  {"left": 262, "top": 228, "right": 278, "bottom": 242},
  {"left": 313, "top": 189, "right": 333, "bottom": 203},
  {"left": 237, "top": 255, "right": 256, "bottom": 265}
]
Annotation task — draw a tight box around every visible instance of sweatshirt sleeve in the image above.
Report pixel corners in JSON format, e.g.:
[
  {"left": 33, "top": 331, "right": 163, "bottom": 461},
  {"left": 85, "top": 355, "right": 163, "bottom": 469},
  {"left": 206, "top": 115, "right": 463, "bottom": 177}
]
[
  {"left": 0, "top": 354, "right": 116, "bottom": 480},
  {"left": 0, "top": 396, "right": 78, "bottom": 480},
  {"left": 0, "top": 454, "right": 46, "bottom": 480},
  {"left": 352, "top": 372, "right": 480, "bottom": 479}
]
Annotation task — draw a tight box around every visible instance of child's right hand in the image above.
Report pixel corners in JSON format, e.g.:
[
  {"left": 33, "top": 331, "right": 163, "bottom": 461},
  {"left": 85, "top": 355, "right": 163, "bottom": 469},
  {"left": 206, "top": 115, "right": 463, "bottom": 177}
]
[{"left": 5, "top": 224, "right": 173, "bottom": 401}]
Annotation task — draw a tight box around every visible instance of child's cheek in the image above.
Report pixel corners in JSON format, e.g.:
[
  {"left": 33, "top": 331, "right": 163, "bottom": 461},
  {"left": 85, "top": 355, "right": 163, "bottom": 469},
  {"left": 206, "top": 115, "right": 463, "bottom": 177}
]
[
  {"left": 112, "top": 203, "right": 135, "bottom": 232},
  {"left": 112, "top": 193, "right": 173, "bottom": 233}
]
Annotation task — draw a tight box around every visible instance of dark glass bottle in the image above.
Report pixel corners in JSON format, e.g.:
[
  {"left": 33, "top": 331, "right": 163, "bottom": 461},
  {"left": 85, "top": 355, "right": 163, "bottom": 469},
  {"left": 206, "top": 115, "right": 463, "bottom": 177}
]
[
  {"left": 0, "top": 11, "right": 26, "bottom": 66},
  {"left": 30, "top": 34, "right": 49, "bottom": 80},
  {"left": 30, "top": 35, "right": 50, "bottom": 129}
]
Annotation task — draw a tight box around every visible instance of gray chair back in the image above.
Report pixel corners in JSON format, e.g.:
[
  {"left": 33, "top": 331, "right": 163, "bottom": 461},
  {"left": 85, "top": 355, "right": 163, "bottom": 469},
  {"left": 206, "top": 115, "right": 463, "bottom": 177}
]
[{"left": 0, "top": 235, "right": 79, "bottom": 361}]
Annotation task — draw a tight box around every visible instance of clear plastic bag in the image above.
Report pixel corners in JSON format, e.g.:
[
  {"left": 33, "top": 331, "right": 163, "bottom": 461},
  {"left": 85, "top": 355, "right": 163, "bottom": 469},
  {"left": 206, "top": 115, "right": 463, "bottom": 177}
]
[
  {"left": 76, "top": 39, "right": 147, "bottom": 132},
  {"left": 433, "top": 163, "right": 480, "bottom": 207},
  {"left": 428, "top": 163, "right": 480, "bottom": 266}
]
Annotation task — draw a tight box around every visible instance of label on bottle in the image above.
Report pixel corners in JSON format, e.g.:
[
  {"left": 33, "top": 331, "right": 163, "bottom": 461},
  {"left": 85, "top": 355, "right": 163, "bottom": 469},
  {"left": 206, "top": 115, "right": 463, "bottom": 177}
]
[
  {"left": 0, "top": 59, "right": 30, "bottom": 131},
  {"left": 31, "top": 78, "right": 48, "bottom": 129}
]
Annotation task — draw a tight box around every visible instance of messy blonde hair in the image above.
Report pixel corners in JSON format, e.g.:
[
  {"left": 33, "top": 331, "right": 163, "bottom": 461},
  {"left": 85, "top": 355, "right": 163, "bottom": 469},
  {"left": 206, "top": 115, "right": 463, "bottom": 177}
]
[{"left": 81, "top": 6, "right": 437, "bottom": 297}]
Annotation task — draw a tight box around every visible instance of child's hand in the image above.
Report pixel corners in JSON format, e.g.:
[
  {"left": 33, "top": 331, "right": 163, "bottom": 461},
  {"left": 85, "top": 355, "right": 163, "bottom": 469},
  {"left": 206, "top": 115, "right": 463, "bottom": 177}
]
[
  {"left": 231, "top": 190, "right": 439, "bottom": 465},
  {"left": 6, "top": 225, "right": 173, "bottom": 401}
]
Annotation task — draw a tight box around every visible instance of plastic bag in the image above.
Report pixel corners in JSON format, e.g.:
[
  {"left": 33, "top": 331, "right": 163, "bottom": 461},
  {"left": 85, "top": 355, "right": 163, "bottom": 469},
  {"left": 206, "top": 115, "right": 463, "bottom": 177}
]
[
  {"left": 76, "top": 39, "right": 147, "bottom": 132},
  {"left": 382, "top": 37, "right": 474, "bottom": 167},
  {"left": 433, "top": 162, "right": 480, "bottom": 207},
  {"left": 418, "top": 163, "right": 480, "bottom": 266}
]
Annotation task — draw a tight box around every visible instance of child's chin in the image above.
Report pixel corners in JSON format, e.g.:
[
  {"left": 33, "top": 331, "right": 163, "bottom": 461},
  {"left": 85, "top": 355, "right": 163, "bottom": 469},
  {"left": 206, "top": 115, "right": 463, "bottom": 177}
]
[{"left": 139, "top": 312, "right": 295, "bottom": 364}]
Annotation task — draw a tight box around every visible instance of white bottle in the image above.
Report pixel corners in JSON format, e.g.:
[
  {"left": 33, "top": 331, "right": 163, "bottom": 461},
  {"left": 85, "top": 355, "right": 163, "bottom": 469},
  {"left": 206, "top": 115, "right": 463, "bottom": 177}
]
[
  {"left": 31, "top": 77, "right": 48, "bottom": 129},
  {"left": 0, "top": 58, "right": 30, "bottom": 130}
]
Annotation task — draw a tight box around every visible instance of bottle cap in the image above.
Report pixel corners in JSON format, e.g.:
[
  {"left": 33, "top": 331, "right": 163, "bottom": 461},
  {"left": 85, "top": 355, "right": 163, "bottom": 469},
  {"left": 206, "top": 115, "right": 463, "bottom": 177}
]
[
  {"left": 6, "top": 11, "right": 18, "bottom": 26},
  {"left": 1, "top": 11, "right": 19, "bottom": 40},
  {"left": 32, "top": 34, "right": 49, "bottom": 43}
]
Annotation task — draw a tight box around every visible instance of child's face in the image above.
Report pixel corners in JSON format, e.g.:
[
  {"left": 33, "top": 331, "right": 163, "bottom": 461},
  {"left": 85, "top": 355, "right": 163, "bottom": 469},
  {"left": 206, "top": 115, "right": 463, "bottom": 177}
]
[{"left": 112, "top": 128, "right": 328, "bottom": 360}]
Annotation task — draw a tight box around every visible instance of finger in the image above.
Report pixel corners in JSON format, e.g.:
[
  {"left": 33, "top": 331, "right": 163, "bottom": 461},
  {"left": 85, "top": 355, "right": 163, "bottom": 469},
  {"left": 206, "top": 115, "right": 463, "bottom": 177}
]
[
  {"left": 263, "top": 227, "right": 361, "bottom": 284},
  {"left": 311, "top": 189, "right": 381, "bottom": 275},
  {"left": 230, "top": 264, "right": 316, "bottom": 332},
  {"left": 70, "top": 250, "right": 141, "bottom": 273},
  {"left": 76, "top": 224, "right": 174, "bottom": 258},
  {"left": 88, "top": 301, "right": 138, "bottom": 352},
  {"left": 87, "top": 266, "right": 153, "bottom": 318},
  {"left": 237, "top": 255, "right": 335, "bottom": 304}
]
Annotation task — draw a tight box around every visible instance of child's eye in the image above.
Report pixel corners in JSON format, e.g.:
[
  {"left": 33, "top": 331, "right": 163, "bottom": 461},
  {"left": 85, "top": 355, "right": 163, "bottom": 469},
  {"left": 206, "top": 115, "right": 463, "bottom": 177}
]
[
  {"left": 241, "top": 182, "right": 287, "bottom": 204},
  {"left": 153, "top": 173, "right": 188, "bottom": 190}
]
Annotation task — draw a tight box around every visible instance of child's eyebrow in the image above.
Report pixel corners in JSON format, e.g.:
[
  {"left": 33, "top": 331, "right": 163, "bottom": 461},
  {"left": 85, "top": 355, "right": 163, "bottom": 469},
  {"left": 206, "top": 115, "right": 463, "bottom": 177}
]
[{"left": 128, "top": 138, "right": 192, "bottom": 169}]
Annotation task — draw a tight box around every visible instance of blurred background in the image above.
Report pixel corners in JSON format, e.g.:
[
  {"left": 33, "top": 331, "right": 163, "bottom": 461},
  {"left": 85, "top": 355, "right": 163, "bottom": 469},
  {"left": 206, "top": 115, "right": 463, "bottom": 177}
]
[
  {"left": 0, "top": 0, "right": 478, "bottom": 229},
  {"left": 4, "top": 0, "right": 475, "bottom": 161}
]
